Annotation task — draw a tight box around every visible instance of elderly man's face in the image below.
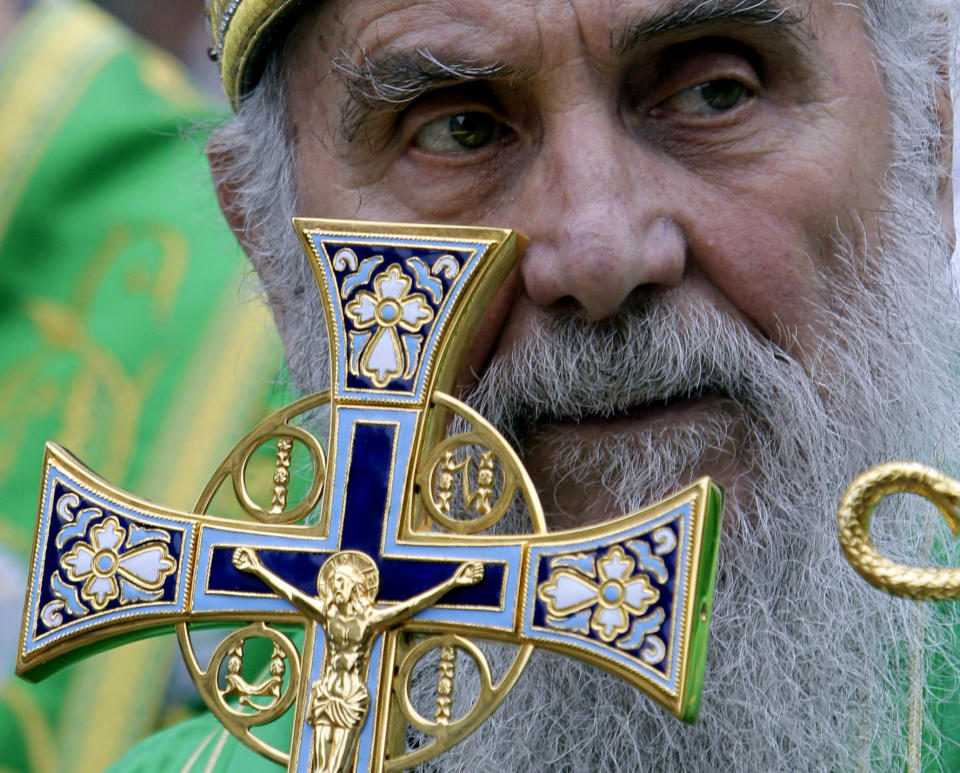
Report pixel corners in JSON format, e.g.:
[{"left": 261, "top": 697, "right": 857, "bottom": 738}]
[{"left": 282, "top": 0, "right": 893, "bottom": 524}]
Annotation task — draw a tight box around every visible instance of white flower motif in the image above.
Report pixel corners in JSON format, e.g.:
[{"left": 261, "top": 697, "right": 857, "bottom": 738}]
[
  {"left": 537, "top": 545, "right": 659, "bottom": 642},
  {"left": 60, "top": 516, "right": 177, "bottom": 611},
  {"left": 344, "top": 264, "right": 434, "bottom": 387}
]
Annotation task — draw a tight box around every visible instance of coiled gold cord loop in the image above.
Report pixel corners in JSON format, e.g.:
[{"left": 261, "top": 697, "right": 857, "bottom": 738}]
[{"left": 838, "top": 462, "right": 960, "bottom": 600}]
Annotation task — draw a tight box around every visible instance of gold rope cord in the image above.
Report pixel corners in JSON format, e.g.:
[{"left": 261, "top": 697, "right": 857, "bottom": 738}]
[{"left": 838, "top": 461, "right": 960, "bottom": 600}]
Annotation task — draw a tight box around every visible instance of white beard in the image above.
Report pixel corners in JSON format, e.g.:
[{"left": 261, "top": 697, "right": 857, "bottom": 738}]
[{"left": 404, "top": 191, "right": 960, "bottom": 771}]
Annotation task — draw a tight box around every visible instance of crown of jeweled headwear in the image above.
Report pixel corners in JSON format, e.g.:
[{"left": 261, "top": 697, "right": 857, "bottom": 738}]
[{"left": 205, "top": 0, "right": 307, "bottom": 109}]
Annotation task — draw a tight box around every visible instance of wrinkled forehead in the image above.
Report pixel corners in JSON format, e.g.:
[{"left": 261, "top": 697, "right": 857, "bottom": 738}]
[
  {"left": 331, "top": 0, "right": 618, "bottom": 57},
  {"left": 307, "top": 0, "right": 823, "bottom": 67},
  {"left": 220, "top": 0, "right": 866, "bottom": 105}
]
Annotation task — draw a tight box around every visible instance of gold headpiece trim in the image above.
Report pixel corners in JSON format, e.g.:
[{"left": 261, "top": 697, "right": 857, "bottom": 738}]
[{"left": 206, "top": 0, "right": 306, "bottom": 110}]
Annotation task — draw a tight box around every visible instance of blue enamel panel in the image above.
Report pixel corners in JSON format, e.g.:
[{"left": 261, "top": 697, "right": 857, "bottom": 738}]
[
  {"left": 310, "top": 233, "right": 487, "bottom": 403},
  {"left": 379, "top": 486, "right": 522, "bottom": 633},
  {"left": 337, "top": 418, "right": 508, "bottom": 609},
  {"left": 530, "top": 519, "right": 680, "bottom": 674},
  {"left": 325, "top": 406, "right": 418, "bottom": 546},
  {"left": 23, "top": 469, "right": 192, "bottom": 655},
  {"left": 339, "top": 420, "right": 396, "bottom": 555},
  {"left": 333, "top": 408, "right": 521, "bottom": 630},
  {"left": 192, "top": 527, "right": 335, "bottom": 613},
  {"left": 353, "top": 634, "right": 384, "bottom": 773},
  {"left": 207, "top": 546, "right": 329, "bottom": 595},
  {"left": 293, "top": 624, "right": 325, "bottom": 772},
  {"left": 194, "top": 407, "right": 516, "bottom": 624},
  {"left": 334, "top": 408, "right": 513, "bottom": 615},
  {"left": 522, "top": 504, "right": 693, "bottom": 693}
]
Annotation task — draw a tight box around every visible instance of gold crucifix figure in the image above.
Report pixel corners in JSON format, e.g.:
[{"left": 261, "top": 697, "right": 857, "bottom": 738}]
[{"left": 232, "top": 547, "right": 483, "bottom": 773}]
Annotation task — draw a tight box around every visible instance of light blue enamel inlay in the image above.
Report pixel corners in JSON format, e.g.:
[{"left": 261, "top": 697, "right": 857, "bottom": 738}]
[
  {"left": 127, "top": 524, "right": 171, "bottom": 547},
  {"left": 546, "top": 610, "right": 590, "bottom": 635},
  {"left": 25, "top": 469, "right": 60, "bottom": 645},
  {"left": 54, "top": 507, "right": 98, "bottom": 549},
  {"left": 341, "top": 255, "right": 383, "bottom": 297},
  {"left": 380, "top": 303, "right": 397, "bottom": 321},
  {"left": 293, "top": 623, "right": 325, "bottom": 772},
  {"left": 617, "top": 607, "right": 665, "bottom": 651},
  {"left": 347, "top": 330, "right": 371, "bottom": 375},
  {"left": 56, "top": 492, "right": 80, "bottom": 523},
  {"left": 25, "top": 467, "right": 193, "bottom": 654},
  {"left": 119, "top": 579, "right": 163, "bottom": 604},
  {"left": 353, "top": 634, "right": 384, "bottom": 773},
  {"left": 411, "top": 556, "right": 518, "bottom": 631},
  {"left": 191, "top": 527, "right": 337, "bottom": 613},
  {"left": 313, "top": 235, "right": 351, "bottom": 398},
  {"left": 326, "top": 406, "right": 418, "bottom": 548},
  {"left": 401, "top": 334, "right": 421, "bottom": 379},
  {"left": 344, "top": 403, "right": 520, "bottom": 631},
  {"left": 193, "top": 405, "right": 520, "bottom": 627},
  {"left": 603, "top": 584, "right": 619, "bottom": 603},
  {"left": 51, "top": 571, "right": 87, "bottom": 617},
  {"left": 626, "top": 539, "right": 668, "bottom": 583},
  {"left": 289, "top": 625, "right": 384, "bottom": 773},
  {"left": 408, "top": 256, "right": 443, "bottom": 303},
  {"left": 663, "top": 509, "right": 689, "bottom": 685},
  {"left": 522, "top": 504, "right": 692, "bottom": 693},
  {"left": 324, "top": 405, "right": 522, "bottom": 631}
]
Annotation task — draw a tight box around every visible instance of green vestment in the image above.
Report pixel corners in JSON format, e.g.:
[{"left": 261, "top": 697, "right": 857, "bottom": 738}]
[{"left": 0, "top": 2, "right": 282, "bottom": 770}]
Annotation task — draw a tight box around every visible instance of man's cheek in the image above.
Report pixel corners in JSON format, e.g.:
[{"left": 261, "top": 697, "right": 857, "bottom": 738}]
[
  {"left": 694, "top": 151, "right": 887, "bottom": 335},
  {"left": 675, "top": 193, "right": 823, "bottom": 337}
]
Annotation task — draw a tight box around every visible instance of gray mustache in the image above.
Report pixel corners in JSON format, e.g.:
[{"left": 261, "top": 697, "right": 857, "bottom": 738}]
[{"left": 465, "top": 293, "right": 801, "bottom": 443}]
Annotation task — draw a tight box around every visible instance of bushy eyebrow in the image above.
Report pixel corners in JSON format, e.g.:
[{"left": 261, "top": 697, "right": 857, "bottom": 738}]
[
  {"left": 332, "top": 0, "right": 812, "bottom": 143},
  {"left": 333, "top": 49, "right": 519, "bottom": 142},
  {"left": 615, "top": 0, "right": 812, "bottom": 54}
]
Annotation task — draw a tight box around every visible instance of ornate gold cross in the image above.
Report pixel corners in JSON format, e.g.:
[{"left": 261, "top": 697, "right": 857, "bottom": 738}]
[{"left": 17, "top": 219, "right": 723, "bottom": 771}]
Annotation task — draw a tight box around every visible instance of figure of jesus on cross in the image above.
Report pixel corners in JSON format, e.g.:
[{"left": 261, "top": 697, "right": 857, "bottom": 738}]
[{"left": 232, "top": 546, "right": 483, "bottom": 773}]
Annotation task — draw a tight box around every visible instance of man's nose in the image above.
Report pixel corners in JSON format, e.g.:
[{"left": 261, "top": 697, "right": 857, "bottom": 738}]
[{"left": 518, "top": 113, "right": 686, "bottom": 320}]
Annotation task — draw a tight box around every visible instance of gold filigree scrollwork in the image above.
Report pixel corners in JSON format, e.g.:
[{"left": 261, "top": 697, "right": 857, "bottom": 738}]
[
  {"left": 422, "top": 441, "right": 506, "bottom": 534},
  {"left": 838, "top": 461, "right": 960, "bottom": 599},
  {"left": 385, "top": 635, "right": 533, "bottom": 771},
  {"left": 178, "top": 621, "right": 301, "bottom": 765},
  {"left": 194, "top": 391, "right": 330, "bottom": 525},
  {"left": 417, "top": 392, "right": 545, "bottom": 535}
]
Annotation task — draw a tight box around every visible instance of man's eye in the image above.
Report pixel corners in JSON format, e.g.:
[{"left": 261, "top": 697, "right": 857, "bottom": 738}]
[
  {"left": 662, "top": 79, "right": 751, "bottom": 115},
  {"left": 413, "top": 112, "right": 500, "bottom": 152}
]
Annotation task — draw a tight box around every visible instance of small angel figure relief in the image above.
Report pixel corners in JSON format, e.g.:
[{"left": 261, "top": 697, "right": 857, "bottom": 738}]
[
  {"left": 232, "top": 547, "right": 483, "bottom": 773},
  {"left": 221, "top": 641, "right": 284, "bottom": 708}
]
